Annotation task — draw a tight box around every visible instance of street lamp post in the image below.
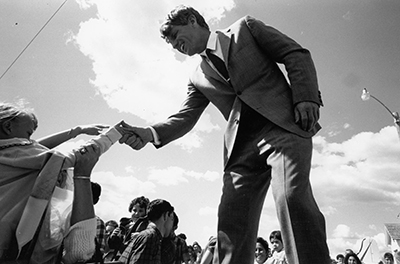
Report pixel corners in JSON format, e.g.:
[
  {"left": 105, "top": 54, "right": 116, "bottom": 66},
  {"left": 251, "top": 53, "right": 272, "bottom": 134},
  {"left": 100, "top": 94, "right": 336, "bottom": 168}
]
[{"left": 361, "top": 88, "right": 400, "bottom": 139}]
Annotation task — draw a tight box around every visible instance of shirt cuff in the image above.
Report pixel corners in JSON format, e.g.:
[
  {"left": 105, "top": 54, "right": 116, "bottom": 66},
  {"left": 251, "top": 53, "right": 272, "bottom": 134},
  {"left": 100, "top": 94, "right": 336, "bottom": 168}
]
[
  {"left": 104, "top": 127, "right": 122, "bottom": 143},
  {"left": 147, "top": 126, "right": 161, "bottom": 145}
]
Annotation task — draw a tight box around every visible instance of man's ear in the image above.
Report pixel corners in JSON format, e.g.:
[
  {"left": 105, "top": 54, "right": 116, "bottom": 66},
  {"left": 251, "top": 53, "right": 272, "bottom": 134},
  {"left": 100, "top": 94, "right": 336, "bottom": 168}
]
[
  {"left": 1, "top": 120, "right": 13, "bottom": 135},
  {"left": 188, "top": 14, "right": 197, "bottom": 26}
]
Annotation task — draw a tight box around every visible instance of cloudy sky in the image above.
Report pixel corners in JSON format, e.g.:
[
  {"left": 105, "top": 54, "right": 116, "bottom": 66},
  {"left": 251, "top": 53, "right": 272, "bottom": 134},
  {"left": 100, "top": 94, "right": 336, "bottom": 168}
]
[{"left": 1, "top": 0, "right": 400, "bottom": 262}]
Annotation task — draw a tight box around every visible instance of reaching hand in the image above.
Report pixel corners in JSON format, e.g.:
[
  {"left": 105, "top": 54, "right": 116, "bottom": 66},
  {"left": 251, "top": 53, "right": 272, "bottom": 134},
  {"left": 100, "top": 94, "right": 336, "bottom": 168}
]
[
  {"left": 73, "top": 143, "right": 101, "bottom": 176},
  {"left": 77, "top": 124, "right": 110, "bottom": 136},
  {"left": 118, "top": 121, "right": 154, "bottom": 150},
  {"left": 294, "top": 101, "right": 320, "bottom": 132}
]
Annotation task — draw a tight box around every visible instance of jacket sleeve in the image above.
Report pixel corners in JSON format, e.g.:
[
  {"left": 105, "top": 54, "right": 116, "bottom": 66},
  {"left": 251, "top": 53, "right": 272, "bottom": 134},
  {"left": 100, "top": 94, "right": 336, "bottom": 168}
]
[
  {"left": 244, "top": 16, "right": 323, "bottom": 106},
  {"left": 152, "top": 80, "right": 210, "bottom": 147}
]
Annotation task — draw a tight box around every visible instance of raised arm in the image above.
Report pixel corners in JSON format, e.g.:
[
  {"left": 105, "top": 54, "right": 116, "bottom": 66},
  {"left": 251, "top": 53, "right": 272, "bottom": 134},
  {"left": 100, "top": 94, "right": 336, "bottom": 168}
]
[{"left": 37, "top": 124, "right": 109, "bottom": 149}]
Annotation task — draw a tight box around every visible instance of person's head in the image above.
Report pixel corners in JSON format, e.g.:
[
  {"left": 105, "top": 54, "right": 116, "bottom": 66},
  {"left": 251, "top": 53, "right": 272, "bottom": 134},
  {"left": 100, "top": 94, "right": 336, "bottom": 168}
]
[
  {"left": 344, "top": 253, "right": 362, "bottom": 264},
  {"left": 160, "top": 5, "right": 210, "bottom": 56},
  {"left": 147, "top": 199, "right": 175, "bottom": 237},
  {"left": 128, "top": 196, "right": 150, "bottom": 221},
  {"left": 187, "top": 245, "right": 195, "bottom": 259},
  {"left": 269, "top": 230, "right": 284, "bottom": 253},
  {"left": 177, "top": 233, "right": 187, "bottom": 240},
  {"left": 0, "top": 102, "right": 38, "bottom": 140},
  {"left": 345, "top": 249, "right": 354, "bottom": 256},
  {"left": 91, "top": 182, "right": 101, "bottom": 205},
  {"left": 193, "top": 241, "right": 202, "bottom": 253},
  {"left": 383, "top": 252, "right": 394, "bottom": 264},
  {"left": 119, "top": 216, "right": 131, "bottom": 232},
  {"left": 105, "top": 220, "right": 118, "bottom": 235},
  {"left": 336, "top": 254, "right": 345, "bottom": 264},
  {"left": 255, "top": 237, "right": 270, "bottom": 264}
]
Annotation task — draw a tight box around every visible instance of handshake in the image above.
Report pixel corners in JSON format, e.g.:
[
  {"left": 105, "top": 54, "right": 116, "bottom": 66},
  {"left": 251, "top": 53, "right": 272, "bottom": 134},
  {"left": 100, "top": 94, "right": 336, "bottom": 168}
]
[{"left": 114, "top": 121, "right": 154, "bottom": 150}]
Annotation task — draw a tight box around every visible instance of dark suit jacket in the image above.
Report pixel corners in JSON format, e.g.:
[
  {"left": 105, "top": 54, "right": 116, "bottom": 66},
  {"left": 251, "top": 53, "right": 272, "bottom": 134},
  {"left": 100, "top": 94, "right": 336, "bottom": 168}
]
[{"left": 153, "top": 16, "right": 323, "bottom": 160}]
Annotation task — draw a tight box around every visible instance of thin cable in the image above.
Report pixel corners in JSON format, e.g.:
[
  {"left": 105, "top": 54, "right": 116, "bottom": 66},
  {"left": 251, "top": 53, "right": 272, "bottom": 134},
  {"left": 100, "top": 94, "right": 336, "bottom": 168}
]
[{"left": 0, "top": 0, "right": 69, "bottom": 81}]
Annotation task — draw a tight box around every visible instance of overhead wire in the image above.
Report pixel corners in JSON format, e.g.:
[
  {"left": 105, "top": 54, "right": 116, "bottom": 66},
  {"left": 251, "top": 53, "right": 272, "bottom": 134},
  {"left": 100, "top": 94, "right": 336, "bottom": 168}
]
[{"left": 0, "top": 0, "right": 69, "bottom": 81}]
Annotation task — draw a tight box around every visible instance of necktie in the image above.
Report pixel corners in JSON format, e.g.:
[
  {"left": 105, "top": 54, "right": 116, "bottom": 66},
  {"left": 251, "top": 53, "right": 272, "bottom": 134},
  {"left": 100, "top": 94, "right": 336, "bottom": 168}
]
[{"left": 206, "top": 49, "right": 229, "bottom": 80}]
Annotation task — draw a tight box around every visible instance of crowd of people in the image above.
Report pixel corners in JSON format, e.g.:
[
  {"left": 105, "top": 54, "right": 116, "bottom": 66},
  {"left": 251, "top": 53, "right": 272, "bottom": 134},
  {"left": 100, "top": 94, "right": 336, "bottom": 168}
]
[{"left": 2, "top": 3, "right": 399, "bottom": 264}]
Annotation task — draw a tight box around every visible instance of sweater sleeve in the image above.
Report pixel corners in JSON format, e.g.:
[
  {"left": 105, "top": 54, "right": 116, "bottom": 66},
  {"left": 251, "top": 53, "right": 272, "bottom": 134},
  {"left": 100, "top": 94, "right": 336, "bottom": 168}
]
[
  {"left": 60, "top": 127, "right": 122, "bottom": 168},
  {"left": 62, "top": 218, "right": 97, "bottom": 264}
]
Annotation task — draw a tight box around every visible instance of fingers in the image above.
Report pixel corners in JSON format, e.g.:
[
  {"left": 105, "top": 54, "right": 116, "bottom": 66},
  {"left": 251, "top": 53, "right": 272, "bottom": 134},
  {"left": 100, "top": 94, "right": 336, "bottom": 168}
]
[
  {"left": 74, "top": 144, "right": 101, "bottom": 175},
  {"left": 295, "top": 102, "right": 320, "bottom": 132}
]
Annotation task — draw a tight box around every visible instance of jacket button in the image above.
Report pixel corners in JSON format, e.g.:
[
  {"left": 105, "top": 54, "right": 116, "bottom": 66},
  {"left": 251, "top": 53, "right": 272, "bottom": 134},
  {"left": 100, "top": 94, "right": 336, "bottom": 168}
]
[{"left": 237, "top": 91, "right": 242, "bottom": 96}]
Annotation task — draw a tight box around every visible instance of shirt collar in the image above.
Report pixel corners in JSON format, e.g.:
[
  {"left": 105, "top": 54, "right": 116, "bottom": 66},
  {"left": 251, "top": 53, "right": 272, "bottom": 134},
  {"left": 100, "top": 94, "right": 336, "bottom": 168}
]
[{"left": 200, "top": 31, "right": 218, "bottom": 56}]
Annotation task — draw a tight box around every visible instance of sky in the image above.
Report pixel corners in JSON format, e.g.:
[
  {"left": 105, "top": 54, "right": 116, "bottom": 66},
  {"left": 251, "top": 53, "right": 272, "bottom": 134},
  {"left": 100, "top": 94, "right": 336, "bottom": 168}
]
[{"left": 1, "top": 0, "right": 400, "bottom": 262}]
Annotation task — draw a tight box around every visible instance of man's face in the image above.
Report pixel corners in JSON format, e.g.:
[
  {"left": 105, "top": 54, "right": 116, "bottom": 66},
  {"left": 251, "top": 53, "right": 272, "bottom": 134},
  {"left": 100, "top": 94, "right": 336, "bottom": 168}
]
[
  {"left": 164, "top": 211, "right": 175, "bottom": 237},
  {"left": 167, "top": 22, "right": 206, "bottom": 56}
]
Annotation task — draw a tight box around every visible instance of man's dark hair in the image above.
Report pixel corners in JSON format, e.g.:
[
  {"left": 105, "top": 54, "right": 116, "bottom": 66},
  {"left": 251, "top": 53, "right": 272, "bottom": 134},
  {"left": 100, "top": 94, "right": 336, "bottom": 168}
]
[
  {"left": 147, "top": 199, "right": 174, "bottom": 222},
  {"left": 160, "top": 5, "right": 209, "bottom": 41},
  {"left": 91, "top": 182, "right": 101, "bottom": 205},
  {"left": 128, "top": 196, "right": 150, "bottom": 212}
]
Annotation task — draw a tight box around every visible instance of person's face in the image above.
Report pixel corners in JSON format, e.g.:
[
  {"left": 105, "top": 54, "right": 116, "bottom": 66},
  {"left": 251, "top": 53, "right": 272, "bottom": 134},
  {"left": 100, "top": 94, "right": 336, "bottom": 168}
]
[
  {"left": 105, "top": 225, "right": 116, "bottom": 235},
  {"left": 337, "top": 256, "right": 344, "bottom": 264},
  {"left": 193, "top": 244, "right": 200, "bottom": 253},
  {"left": 166, "top": 19, "right": 207, "bottom": 56},
  {"left": 348, "top": 256, "right": 357, "bottom": 264},
  {"left": 384, "top": 257, "right": 394, "bottom": 264},
  {"left": 9, "top": 114, "right": 37, "bottom": 140},
  {"left": 131, "top": 203, "right": 146, "bottom": 220},
  {"left": 164, "top": 211, "right": 174, "bottom": 237},
  {"left": 255, "top": 242, "right": 268, "bottom": 264},
  {"left": 270, "top": 238, "right": 283, "bottom": 253}
]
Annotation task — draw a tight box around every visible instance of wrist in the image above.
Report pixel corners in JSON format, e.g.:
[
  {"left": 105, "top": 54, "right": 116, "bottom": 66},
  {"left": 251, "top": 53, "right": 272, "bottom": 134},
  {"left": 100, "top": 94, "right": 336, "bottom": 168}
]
[
  {"left": 69, "top": 126, "right": 82, "bottom": 138},
  {"left": 73, "top": 175, "right": 91, "bottom": 180}
]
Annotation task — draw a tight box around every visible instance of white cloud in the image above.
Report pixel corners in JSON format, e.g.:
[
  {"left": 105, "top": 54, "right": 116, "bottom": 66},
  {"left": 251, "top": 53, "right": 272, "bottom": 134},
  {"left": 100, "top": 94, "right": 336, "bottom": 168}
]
[
  {"left": 187, "top": 170, "right": 220, "bottom": 182},
  {"left": 73, "top": 0, "right": 235, "bottom": 123},
  {"left": 198, "top": 206, "right": 217, "bottom": 216},
  {"left": 311, "top": 126, "right": 400, "bottom": 208},
  {"left": 147, "top": 166, "right": 220, "bottom": 185},
  {"left": 90, "top": 170, "right": 156, "bottom": 222},
  {"left": 148, "top": 166, "right": 188, "bottom": 186},
  {"left": 332, "top": 224, "right": 354, "bottom": 239}
]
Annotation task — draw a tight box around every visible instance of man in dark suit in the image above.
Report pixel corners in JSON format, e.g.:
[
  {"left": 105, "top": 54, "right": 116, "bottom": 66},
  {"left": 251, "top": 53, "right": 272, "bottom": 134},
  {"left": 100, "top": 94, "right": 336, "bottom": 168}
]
[{"left": 119, "top": 5, "right": 330, "bottom": 264}]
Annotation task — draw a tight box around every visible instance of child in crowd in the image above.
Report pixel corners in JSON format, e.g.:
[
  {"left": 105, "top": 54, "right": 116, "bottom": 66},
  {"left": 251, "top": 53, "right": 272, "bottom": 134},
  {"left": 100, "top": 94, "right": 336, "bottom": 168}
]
[
  {"left": 266, "top": 230, "right": 288, "bottom": 264},
  {"left": 107, "top": 196, "right": 149, "bottom": 260}
]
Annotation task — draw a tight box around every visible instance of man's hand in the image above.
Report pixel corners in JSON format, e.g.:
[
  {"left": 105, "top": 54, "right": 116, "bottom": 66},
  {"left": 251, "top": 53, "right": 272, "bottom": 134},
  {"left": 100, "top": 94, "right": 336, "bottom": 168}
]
[
  {"left": 118, "top": 121, "right": 154, "bottom": 150},
  {"left": 294, "top": 101, "right": 320, "bottom": 132}
]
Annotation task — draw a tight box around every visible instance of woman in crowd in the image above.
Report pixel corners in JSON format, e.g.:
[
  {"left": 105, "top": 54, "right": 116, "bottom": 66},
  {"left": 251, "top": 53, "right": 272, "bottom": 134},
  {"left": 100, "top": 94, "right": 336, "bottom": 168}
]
[
  {"left": 344, "top": 252, "right": 362, "bottom": 264},
  {"left": 0, "top": 101, "right": 126, "bottom": 263},
  {"left": 193, "top": 241, "right": 202, "bottom": 263},
  {"left": 255, "top": 236, "right": 270, "bottom": 264}
]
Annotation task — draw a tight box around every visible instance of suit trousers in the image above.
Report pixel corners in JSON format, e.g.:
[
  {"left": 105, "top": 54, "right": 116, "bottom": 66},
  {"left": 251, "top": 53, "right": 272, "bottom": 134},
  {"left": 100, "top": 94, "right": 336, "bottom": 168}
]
[{"left": 213, "top": 103, "right": 330, "bottom": 264}]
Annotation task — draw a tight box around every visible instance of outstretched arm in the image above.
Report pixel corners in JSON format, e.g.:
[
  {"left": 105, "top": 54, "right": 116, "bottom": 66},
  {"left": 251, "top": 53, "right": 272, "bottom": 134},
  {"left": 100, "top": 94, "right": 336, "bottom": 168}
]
[{"left": 37, "top": 124, "right": 109, "bottom": 149}]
